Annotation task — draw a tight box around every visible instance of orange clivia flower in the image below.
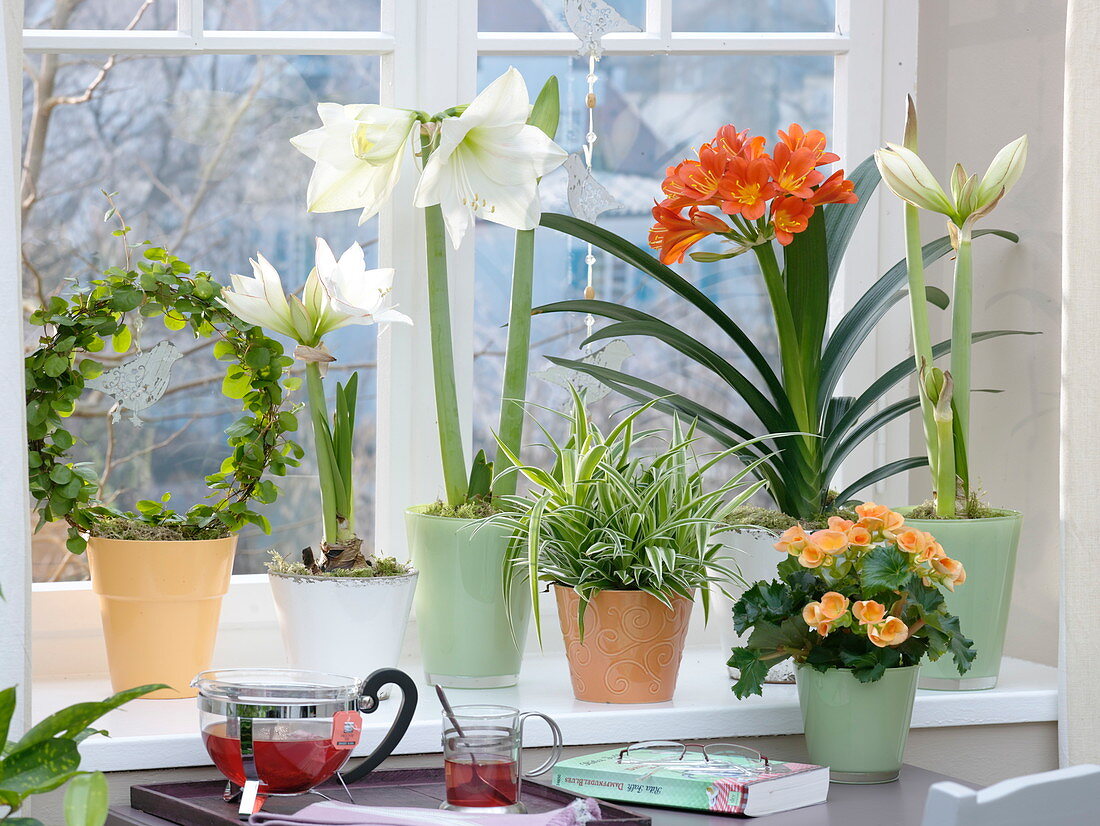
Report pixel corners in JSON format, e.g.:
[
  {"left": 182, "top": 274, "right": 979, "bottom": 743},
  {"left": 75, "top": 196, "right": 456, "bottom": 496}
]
[
  {"left": 649, "top": 204, "right": 729, "bottom": 264},
  {"left": 771, "top": 196, "right": 816, "bottom": 245},
  {"left": 868, "top": 617, "right": 909, "bottom": 647},
  {"left": 718, "top": 156, "right": 779, "bottom": 219},
  {"left": 775, "top": 525, "right": 811, "bottom": 555},
  {"left": 772, "top": 144, "right": 825, "bottom": 198},
  {"left": 819, "top": 591, "right": 850, "bottom": 621},
  {"left": 852, "top": 599, "right": 887, "bottom": 626},
  {"left": 809, "top": 169, "right": 858, "bottom": 206},
  {"left": 777, "top": 123, "right": 840, "bottom": 166},
  {"left": 671, "top": 144, "right": 728, "bottom": 205},
  {"left": 712, "top": 124, "right": 767, "bottom": 159}
]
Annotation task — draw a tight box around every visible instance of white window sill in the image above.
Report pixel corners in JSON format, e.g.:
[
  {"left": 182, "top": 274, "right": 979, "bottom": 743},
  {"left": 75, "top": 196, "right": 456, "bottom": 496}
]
[{"left": 33, "top": 650, "right": 1057, "bottom": 773}]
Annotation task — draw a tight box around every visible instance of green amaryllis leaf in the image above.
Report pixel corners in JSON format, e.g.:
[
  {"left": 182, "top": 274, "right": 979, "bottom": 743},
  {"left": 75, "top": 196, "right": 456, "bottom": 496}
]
[
  {"left": 11, "top": 684, "right": 165, "bottom": 755},
  {"left": 729, "top": 647, "right": 774, "bottom": 699},
  {"left": 0, "top": 739, "right": 80, "bottom": 801},
  {"left": 859, "top": 544, "right": 912, "bottom": 591},
  {"left": 824, "top": 154, "right": 881, "bottom": 288},
  {"left": 538, "top": 213, "right": 785, "bottom": 400},
  {"left": 831, "top": 329, "right": 1040, "bottom": 442},
  {"left": 818, "top": 228, "right": 1019, "bottom": 412},
  {"left": 64, "top": 771, "right": 108, "bottom": 826}
]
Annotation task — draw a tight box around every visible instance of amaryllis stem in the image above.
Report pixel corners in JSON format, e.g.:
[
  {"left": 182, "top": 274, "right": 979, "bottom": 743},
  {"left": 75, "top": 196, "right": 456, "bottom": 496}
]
[
  {"left": 421, "top": 135, "right": 469, "bottom": 507},
  {"left": 494, "top": 228, "right": 535, "bottom": 498},
  {"left": 305, "top": 361, "right": 339, "bottom": 544}
]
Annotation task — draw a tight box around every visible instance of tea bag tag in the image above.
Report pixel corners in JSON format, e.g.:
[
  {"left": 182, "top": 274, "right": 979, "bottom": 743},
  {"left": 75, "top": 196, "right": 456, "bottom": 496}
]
[{"left": 332, "top": 710, "right": 363, "bottom": 750}]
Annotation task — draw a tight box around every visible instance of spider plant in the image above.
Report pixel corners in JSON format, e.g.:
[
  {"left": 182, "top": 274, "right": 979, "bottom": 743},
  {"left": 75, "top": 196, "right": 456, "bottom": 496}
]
[
  {"left": 489, "top": 387, "right": 769, "bottom": 640},
  {"left": 534, "top": 156, "right": 1029, "bottom": 521}
]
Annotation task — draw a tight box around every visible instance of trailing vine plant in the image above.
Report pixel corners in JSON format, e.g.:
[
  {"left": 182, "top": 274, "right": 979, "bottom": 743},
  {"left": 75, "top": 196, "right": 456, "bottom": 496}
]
[{"left": 25, "top": 201, "right": 302, "bottom": 552}]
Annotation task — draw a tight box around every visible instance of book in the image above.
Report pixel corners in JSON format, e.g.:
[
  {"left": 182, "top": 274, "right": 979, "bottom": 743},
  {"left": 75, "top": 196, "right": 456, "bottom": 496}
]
[{"left": 552, "top": 747, "right": 829, "bottom": 817}]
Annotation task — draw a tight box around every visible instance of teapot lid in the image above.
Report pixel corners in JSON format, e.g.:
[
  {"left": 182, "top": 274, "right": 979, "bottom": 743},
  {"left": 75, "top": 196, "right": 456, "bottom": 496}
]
[{"left": 193, "top": 668, "right": 362, "bottom": 717}]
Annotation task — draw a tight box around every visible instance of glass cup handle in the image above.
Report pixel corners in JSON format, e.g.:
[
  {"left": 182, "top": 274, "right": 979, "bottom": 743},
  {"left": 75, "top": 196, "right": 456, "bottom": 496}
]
[{"left": 518, "top": 711, "right": 564, "bottom": 777}]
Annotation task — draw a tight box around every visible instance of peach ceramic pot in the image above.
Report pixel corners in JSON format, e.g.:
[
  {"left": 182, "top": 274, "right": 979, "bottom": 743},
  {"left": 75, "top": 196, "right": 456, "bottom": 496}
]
[
  {"left": 554, "top": 584, "right": 694, "bottom": 703},
  {"left": 87, "top": 535, "right": 236, "bottom": 699}
]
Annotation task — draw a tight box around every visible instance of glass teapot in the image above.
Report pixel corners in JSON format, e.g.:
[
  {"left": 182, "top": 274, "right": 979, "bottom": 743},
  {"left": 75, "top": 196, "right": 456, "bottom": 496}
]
[{"left": 193, "top": 667, "right": 417, "bottom": 818}]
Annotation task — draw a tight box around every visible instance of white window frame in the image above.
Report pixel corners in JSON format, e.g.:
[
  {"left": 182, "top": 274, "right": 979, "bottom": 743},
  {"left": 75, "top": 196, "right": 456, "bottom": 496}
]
[{"left": 2, "top": 0, "right": 918, "bottom": 686}]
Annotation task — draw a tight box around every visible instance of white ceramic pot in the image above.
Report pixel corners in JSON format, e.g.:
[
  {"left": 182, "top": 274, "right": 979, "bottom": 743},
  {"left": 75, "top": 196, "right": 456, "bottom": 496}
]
[
  {"left": 716, "top": 528, "right": 796, "bottom": 683},
  {"left": 269, "top": 570, "right": 418, "bottom": 678}
]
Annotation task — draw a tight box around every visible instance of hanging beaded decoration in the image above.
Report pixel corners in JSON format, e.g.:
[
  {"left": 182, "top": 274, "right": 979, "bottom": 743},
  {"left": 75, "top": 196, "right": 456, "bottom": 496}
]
[{"left": 563, "top": 0, "right": 636, "bottom": 346}]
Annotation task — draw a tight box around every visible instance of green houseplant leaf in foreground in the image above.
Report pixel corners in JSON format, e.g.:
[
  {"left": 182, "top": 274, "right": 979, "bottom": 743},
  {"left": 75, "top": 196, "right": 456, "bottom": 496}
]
[{"left": 0, "top": 683, "right": 163, "bottom": 825}]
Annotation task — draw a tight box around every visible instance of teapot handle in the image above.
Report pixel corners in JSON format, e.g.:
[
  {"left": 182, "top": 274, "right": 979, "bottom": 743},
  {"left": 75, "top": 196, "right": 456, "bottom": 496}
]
[{"left": 342, "top": 668, "right": 419, "bottom": 783}]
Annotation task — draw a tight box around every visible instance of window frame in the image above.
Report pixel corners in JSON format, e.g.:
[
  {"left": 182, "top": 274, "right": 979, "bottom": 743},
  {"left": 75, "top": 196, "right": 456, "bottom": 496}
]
[{"left": 5, "top": 0, "right": 918, "bottom": 681}]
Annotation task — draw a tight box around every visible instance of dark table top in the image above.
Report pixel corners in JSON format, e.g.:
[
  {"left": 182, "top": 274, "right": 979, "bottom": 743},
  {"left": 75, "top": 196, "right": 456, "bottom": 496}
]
[{"left": 107, "top": 765, "right": 971, "bottom": 825}]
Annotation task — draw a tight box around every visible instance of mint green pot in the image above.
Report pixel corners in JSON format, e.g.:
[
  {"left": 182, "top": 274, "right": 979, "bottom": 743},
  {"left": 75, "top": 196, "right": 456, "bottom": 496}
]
[
  {"left": 796, "top": 664, "right": 919, "bottom": 784},
  {"left": 899, "top": 509, "right": 1022, "bottom": 691},
  {"left": 405, "top": 507, "right": 530, "bottom": 688}
]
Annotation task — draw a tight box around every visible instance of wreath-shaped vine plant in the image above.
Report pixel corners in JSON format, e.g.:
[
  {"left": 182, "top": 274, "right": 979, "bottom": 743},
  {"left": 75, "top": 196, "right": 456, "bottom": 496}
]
[{"left": 26, "top": 222, "right": 303, "bottom": 553}]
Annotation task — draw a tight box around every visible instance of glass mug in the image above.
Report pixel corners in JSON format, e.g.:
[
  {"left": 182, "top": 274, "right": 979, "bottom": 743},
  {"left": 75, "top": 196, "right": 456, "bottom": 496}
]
[{"left": 441, "top": 704, "right": 563, "bottom": 813}]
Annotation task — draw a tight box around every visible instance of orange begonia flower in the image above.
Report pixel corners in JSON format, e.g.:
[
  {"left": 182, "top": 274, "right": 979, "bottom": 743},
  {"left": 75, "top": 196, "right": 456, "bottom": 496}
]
[
  {"left": 827, "top": 516, "right": 855, "bottom": 532},
  {"left": 895, "top": 528, "right": 931, "bottom": 555},
  {"left": 932, "top": 556, "right": 967, "bottom": 591},
  {"left": 809, "top": 528, "right": 849, "bottom": 555},
  {"left": 798, "top": 543, "right": 827, "bottom": 569},
  {"left": 718, "top": 156, "right": 779, "bottom": 220},
  {"left": 868, "top": 617, "right": 909, "bottom": 647},
  {"left": 847, "top": 525, "right": 872, "bottom": 547},
  {"left": 771, "top": 196, "right": 816, "bottom": 245},
  {"left": 819, "top": 591, "right": 850, "bottom": 621},
  {"left": 649, "top": 204, "right": 729, "bottom": 264},
  {"left": 852, "top": 600, "right": 887, "bottom": 625},
  {"left": 803, "top": 601, "right": 825, "bottom": 626},
  {"left": 775, "top": 525, "right": 811, "bottom": 555}
]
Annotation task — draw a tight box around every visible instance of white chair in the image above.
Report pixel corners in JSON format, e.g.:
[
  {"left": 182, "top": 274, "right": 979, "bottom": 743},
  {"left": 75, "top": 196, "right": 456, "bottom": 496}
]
[{"left": 920, "top": 764, "right": 1100, "bottom": 826}]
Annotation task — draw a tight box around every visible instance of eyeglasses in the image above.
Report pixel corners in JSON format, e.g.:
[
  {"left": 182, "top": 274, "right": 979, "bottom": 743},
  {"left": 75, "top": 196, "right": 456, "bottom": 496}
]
[{"left": 617, "top": 740, "right": 770, "bottom": 777}]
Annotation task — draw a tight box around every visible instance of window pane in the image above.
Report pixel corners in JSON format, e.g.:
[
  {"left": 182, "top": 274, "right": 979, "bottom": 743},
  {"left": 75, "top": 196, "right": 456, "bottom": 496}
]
[
  {"left": 204, "top": 0, "right": 381, "bottom": 31},
  {"left": 478, "top": 0, "right": 644, "bottom": 32},
  {"left": 22, "top": 53, "right": 382, "bottom": 581},
  {"left": 672, "top": 0, "right": 834, "bottom": 33},
  {"left": 26, "top": 0, "right": 175, "bottom": 30},
  {"left": 473, "top": 54, "right": 833, "bottom": 467}
]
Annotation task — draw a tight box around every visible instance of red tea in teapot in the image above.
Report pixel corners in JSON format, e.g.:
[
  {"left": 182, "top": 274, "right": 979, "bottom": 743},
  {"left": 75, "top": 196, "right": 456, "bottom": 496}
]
[{"left": 203, "top": 723, "right": 351, "bottom": 794}]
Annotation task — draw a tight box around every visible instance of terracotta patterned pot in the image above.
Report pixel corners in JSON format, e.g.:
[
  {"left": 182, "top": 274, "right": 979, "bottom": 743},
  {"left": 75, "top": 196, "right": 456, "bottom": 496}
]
[{"left": 554, "top": 584, "right": 693, "bottom": 703}]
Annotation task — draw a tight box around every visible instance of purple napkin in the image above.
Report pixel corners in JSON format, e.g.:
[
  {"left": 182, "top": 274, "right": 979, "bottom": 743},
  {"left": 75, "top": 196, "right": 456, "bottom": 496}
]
[{"left": 249, "top": 798, "right": 602, "bottom": 826}]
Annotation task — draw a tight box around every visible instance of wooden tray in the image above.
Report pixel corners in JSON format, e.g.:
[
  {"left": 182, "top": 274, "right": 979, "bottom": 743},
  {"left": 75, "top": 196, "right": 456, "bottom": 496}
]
[{"left": 117, "top": 767, "right": 650, "bottom": 826}]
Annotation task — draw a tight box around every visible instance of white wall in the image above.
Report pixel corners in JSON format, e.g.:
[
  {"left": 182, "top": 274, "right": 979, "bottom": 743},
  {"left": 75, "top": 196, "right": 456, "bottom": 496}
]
[{"left": 914, "top": 0, "right": 1065, "bottom": 666}]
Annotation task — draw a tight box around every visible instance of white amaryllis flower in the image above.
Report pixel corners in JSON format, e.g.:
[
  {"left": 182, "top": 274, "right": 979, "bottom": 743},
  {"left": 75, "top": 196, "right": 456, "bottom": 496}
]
[
  {"left": 314, "top": 238, "right": 412, "bottom": 327},
  {"left": 223, "top": 240, "right": 411, "bottom": 345},
  {"left": 222, "top": 254, "right": 301, "bottom": 341},
  {"left": 413, "top": 67, "right": 568, "bottom": 248},
  {"left": 291, "top": 103, "right": 417, "bottom": 225},
  {"left": 876, "top": 134, "right": 1027, "bottom": 227}
]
